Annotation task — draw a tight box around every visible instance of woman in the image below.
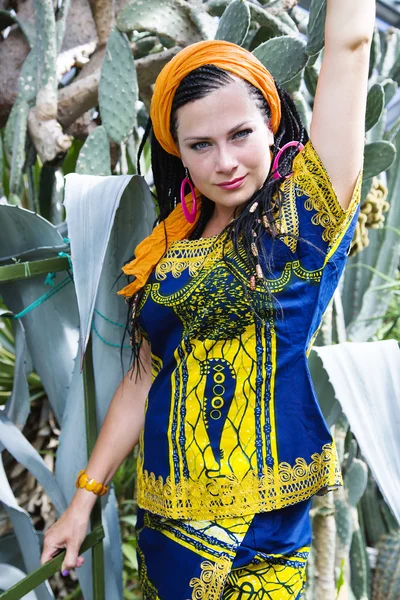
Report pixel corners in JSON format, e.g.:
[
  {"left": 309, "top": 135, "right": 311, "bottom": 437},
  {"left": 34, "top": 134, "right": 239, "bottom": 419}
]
[{"left": 41, "top": 0, "right": 375, "bottom": 597}]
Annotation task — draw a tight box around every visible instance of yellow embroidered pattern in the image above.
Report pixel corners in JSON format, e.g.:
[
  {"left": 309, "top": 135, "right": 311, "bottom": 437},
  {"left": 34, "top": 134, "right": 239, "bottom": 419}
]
[
  {"left": 137, "top": 442, "right": 342, "bottom": 520},
  {"left": 222, "top": 547, "right": 309, "bottom": 599},
  {"left": 189, "top": 559, "right": 232, "bottom": 600},
  {"left": 289, "top": 140, "right": 362, "bottom": 248},
  {"left": 155, "top": 234, "right": 221, "bottom": 281}
]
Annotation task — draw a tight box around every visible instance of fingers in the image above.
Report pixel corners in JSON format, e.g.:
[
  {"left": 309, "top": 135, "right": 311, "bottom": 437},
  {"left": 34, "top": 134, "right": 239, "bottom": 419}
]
[
  {"left": 40, "top": 540, "right": 64, "bottom": 566},
  {"left": 61, "top": 541, "right": 82, "bottom": 572}
]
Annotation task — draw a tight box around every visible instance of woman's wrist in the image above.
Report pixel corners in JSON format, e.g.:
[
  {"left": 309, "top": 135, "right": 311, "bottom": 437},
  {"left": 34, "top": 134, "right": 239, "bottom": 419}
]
[{"left": 70, "top": 486, "right": 98, "bottom": 515}]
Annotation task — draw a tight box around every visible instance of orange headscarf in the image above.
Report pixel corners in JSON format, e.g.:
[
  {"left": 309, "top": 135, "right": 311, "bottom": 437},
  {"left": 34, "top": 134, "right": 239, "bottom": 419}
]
[{"left": 117, "top": 40, "right": 281, "bottom": 299}]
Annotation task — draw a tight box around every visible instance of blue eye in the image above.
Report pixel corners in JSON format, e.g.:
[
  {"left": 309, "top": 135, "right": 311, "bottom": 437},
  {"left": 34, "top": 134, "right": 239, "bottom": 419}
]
[
  {"left": 234, "top": 129, "right": 252, "bottom": 139},
  {"left": 191, "top": 141, "right": 210, "bottom": 151},
  {"left": 190, "top": 129, "right": 253, "bottom": 151}
]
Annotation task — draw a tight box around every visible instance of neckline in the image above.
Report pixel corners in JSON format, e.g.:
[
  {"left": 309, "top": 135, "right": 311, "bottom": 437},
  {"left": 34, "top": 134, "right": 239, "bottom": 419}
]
[{"left": 171, "top": 232, "right": 223, "bottom": 244}]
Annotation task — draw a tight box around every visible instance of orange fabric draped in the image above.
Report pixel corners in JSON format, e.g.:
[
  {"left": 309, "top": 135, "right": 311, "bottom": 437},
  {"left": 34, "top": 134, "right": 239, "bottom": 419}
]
[{"left": 117, "top": 40, "right": 281, "bottom": 299}]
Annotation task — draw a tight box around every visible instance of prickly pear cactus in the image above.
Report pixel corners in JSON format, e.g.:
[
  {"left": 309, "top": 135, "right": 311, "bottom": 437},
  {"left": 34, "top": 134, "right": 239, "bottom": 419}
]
[
  {"left": 117, "top": 0, "right": 203, "bottom": 46},
  {"left": 9, "top": 100, "right": 29, "bottom": 202},
  {"left": 363, "top": 140, "right": 396, "bottom": 180},
  {"left": 215, "top": 0, "right": 250, "bottom": 46},
  {"left": 306, "top": 0, "right": 326, "bottom": 56},
  {"left": 372, "top": 531, "right": 400, "bottom": 600},
  {"left": 76, "top": 126, "right": 112, "bottom": 176},
  {"left": 253, "top": 36, "right": 308, "bottom": 84},
  {"left": 99, "top": 30, "right": 138, "bottom": 144},
  {"left": 365, "top": 83, "right": 385, "bottom": 132}
]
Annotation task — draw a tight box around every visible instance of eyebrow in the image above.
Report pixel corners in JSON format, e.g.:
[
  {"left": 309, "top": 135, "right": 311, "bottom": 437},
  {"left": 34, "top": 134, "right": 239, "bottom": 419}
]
[{"left": 183, "top": 121, "right": 253, "bottom": 142}]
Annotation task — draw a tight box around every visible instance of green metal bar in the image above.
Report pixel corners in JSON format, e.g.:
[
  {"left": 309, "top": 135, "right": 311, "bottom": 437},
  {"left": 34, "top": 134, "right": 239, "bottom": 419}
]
[
  {"left": 0, "top": 257, "right": 70, "bottom": 283},
  {"left": 0, "top": 526, "right": 105, "bottom": 600},
  {"left": 82, "top": 335, "right": 106, "bottom": 600}
]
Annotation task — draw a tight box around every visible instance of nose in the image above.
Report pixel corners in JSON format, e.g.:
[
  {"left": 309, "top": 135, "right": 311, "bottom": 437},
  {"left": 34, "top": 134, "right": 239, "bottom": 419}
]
[{"left": 215, "top": 144, "right": 239, "bottom": 173}]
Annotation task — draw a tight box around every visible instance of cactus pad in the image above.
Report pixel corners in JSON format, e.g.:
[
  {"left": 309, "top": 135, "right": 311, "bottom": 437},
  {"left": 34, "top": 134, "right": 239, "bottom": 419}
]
[
  {"left": 306, "top": 0, "right": 326, "bottom": 57},
  {"left": 365, "top": 84, "right": 385, "bottom": 132},
  {"left": 363, "top": 141, "right": 396, "bottom": 181},
  {"left": 76, "top": 126, "right": 111, "bottom": 176},
  {"left": 253, "top": 36, "right": 308, "bottom": 84},
  {"left": 215, "top": 0, "right": 250, "bottom": 46},
  {"left": 117, "top": 0, "right": 203, "bottom": 46},
  {"left": 99, "top": 30, "right": 138, "bottom": 144}
]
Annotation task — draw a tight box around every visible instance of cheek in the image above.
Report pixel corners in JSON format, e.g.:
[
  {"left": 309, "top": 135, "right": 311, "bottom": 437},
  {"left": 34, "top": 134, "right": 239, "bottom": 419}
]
[
  {"left": 242, "top": 140, "right": 272, "bottom": 171},
  {"left": 186, "top": 156, "right": 214, "bottom": 187}
]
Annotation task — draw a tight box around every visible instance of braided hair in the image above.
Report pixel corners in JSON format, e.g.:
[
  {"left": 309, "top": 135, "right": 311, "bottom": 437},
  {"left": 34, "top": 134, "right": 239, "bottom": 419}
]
[{"left": 121, "top": 64, "right": 309, "bottom": 380}]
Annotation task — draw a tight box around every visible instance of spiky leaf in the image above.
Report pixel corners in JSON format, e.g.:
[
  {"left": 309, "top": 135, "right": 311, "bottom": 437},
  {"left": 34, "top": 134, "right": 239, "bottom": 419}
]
[
  {"left": 253, "top": 36, "right": 308, "bottom": 85},
  {"left": 306, "top": 0, "right": 326, "bottom": 57},
  {"left": 365, "top": 84, "right": 385, "bottom": 132},
  {"left": 99, "top": 30, "right": 138, "bottom": 144},
  {"left": 117, "top": 0, "right": 203, "bottom": 46},
  {"left": 345, "top": 458, "right": 368, "bottom": 507},
  {"left": 215, "top": 0, "right": 250, "bottom": 46},
  {"left": 9, "top": 100, "right": 29, "bottom": 198},
  {"left": 382, "top": 78, "right": 398, "bottom": 107},
  {"left": 17, "top": 48, "right": 37, "bottom": 104},
  {"left": 248, "top": 3, "right": 295, "bottom": 40},
  {"left": 363, "top": 141, "right": 396, "bottom": 180},
  {"left": 76, "top": 126, "right": 111, "bottom": 176},
  {"left": 304, "top": 65, "right": 318, "bottom": 98}
]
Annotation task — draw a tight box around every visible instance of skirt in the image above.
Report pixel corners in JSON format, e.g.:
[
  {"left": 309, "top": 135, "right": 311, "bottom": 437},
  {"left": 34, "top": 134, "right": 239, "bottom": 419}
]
[{"left": 135, "top": 498, "right": 312, "bottom": 600}]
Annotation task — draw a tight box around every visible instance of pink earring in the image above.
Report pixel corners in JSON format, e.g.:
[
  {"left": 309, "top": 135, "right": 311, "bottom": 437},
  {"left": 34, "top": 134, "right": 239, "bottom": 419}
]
[
  {"left": 181, "top": 168, "right": 197, "bottom": 223},
  {"left": 272, "top": 141, "right": 304, "bottom": 180}
]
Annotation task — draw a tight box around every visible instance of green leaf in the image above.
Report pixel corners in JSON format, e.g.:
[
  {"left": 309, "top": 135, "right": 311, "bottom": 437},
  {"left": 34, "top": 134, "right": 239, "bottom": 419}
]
[
  {"left": 122, "top": 543, "right": 138, "bottom": 570},
  {"left": 99, "top": 30, "right": 138, "bottom": 144},
  {"left": 365, "top": 84, "right": 385, "bottom": 132},
  {"left": 253, "top": 36, "right": 308, "bottom": 85},
  {"left": 382, "top": 78, "right": 398, "bottom": 107},
  {"left": 363, "top": 141, "right": 396, "bottom": 180},
  {"left": 117, "top": 0, "right": 203, "bottom": 46},
  {"left": 304, "top": 65, "right": 318, "bottom": 99},
  {"left": 306, "top": 0, "right": 326, "bottom": 57},
  {"left": 215, "top": 0, "right": 250, "bottom": 46},
  {"left": 76, "top": 126, "right": 111, "bottom": 176},
  {"left": 248, "top": 3, "right": 295, "bottom": 40}
]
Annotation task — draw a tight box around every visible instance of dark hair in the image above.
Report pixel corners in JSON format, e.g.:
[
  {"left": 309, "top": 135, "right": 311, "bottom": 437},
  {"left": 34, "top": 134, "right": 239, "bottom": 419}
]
[{"left": 121, "top": 64, "right": 309, "bottom": 380}]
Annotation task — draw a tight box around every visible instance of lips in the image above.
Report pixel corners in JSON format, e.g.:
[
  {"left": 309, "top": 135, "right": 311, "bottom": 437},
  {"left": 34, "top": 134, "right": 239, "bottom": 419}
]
[{"left": 216, "top": 175, "right": 247, "bottom": 190}]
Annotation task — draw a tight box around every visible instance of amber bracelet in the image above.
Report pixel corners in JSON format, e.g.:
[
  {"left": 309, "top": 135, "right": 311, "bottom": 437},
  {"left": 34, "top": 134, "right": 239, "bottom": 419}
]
[{"left": 75, "top": 470, "right": 109, "bottom": 496}]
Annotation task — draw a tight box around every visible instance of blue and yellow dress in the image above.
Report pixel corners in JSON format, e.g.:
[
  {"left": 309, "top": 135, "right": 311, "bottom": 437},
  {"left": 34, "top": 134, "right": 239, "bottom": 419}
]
[{"left": 133, "top": 141, "right": 362, "bottom": 599}]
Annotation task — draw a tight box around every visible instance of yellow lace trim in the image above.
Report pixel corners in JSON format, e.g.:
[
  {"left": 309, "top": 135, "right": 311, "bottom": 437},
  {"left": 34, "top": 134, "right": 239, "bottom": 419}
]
[
  {"left": 137, "top": 442, "right": 342, "bottom": 520},
  {"left": 155, "top": 235, "right": 225, "bottom": 280},
  {"left": 189, "top": 558, "right": 231, "bottom": 600},
  {"left": 291, "top": 140, "right": 362, "bottom": 246}
]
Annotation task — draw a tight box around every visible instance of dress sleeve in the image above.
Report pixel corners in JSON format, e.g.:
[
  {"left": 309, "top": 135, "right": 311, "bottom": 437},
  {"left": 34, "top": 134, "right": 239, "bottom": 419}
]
[{"left": 276, "top": 140, "right": 362, "bottom": 263}]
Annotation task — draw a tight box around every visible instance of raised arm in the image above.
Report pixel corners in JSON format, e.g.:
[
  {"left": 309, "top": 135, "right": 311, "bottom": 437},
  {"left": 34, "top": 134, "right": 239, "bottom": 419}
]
[{"left": 310, "top": 0, "right": 376, "bottom": 210}]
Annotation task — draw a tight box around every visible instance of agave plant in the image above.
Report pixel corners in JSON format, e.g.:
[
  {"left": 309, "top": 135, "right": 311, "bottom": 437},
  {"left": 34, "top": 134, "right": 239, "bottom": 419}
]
[{"left": 0, "top": 0, "right": 400, "bottom": 599}]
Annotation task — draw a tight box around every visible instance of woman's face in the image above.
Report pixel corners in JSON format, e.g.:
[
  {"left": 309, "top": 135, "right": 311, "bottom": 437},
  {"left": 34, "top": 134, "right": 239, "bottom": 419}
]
[{"left": 175, "top": 77, "right": 274, "bottom": 217}]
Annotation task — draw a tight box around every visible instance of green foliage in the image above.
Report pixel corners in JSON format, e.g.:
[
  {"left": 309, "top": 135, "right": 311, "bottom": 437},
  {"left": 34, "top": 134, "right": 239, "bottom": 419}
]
[
  {"left": 365, "top": 84, "right": 385, "bottom": 132},
  {"left": 99, "top": 30, "right": 138, "bottom": 144},
  {"left": 9, "top": 100, "right": 29, "bottom": 201},
  {"left": 75, "top": 126, "right": 112, "bottom": 176},
  {"left": 34, "top": 0, "right": 57, "bottom": 97},
  {"left": 372, "top": 531, "right": 400, "bottom": 600},
  {"left": 253, "top": 36, "right": 308, "bottom": 84},
  {"left": 117, "top": 0, "right": 203, "bottom": 46},
  {"left": 17, "top": 49, "right": 37, "bottom": 104},
  {"left": 306, "top": 0, "right": 326, "bottom": 56},
  {"left": 215, "top": 0, "right": 250, "bottom": 46},
  {"left": 344, "top": 458, "right": 368, "bottom": 508},
  {"left": 350, "top": 528, "right": 370, "bottom": 600},
  {"left": 247, "top": 3, "right": 294, "bottom": 40},
  {"left": 363, "top": 140, "right": 396, "bottom": 180}
]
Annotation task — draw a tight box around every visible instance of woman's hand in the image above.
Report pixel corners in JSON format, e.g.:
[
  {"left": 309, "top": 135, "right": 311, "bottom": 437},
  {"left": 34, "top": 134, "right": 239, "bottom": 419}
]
[{"left": 40, "top": 501, "right": 91, "bottom": 574}]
